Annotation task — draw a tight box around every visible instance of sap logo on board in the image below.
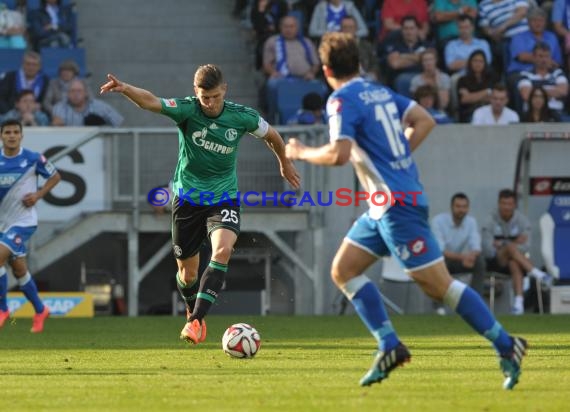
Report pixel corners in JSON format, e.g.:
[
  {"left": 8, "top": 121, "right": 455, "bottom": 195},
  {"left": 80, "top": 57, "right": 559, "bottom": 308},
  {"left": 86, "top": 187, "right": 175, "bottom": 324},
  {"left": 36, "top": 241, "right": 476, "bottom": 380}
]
[
  {"left": 43, "top": 298, "right": 84, "bottom": 315},
  {"left": 8, "top": 297, "right": 27, "bottom": 313}
]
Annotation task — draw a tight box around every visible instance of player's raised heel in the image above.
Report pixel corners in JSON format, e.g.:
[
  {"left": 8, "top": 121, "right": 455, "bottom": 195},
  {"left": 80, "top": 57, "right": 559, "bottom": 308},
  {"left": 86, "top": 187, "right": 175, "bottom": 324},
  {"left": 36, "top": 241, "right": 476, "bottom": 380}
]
[
  {"left": 0, "top": 310, "right": 10, "bottom": 328},
  {"left": 31, "top": 307, "right": 49, "bottom": 333},
  {"left": 500, "top": 336, "right": 528, "bottom": 390},
  {"left": 359, "top": 343, "right": 411, "bottom": 386},
  {"left": 180, "top": 319, "right": 207, "bottom": 344}
]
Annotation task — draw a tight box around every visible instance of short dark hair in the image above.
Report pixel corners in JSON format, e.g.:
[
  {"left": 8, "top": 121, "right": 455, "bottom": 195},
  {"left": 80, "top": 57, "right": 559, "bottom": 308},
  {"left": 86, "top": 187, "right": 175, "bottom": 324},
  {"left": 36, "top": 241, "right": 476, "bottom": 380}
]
[
  {"left": 451, "top": 192, "right": 469, "bottom": 205},
  {"left": 457, "top": 15, "right": 474, "bottom": 25},
  {"left": 1, "top": 119, "right": 23, "bottom": 134},
  {"left": 533, "top": 42, "right": 551, "bottom": 53},
  {"left": 414, "top": 84, "right": 440, "bottom": 108},
  {"left": 302, "top": 92, "right": 323, "bottom": 111},
  {"left": 498, "top": 188, "right": 516, "bottom": 201},
  {"left": 341, "top": 15, "right": 357, "bottom": 24},
  {"left": 194, "top": 64, "right": 224, "bottom": 90},
  {"left": 318, "top": 32, "right": 360, "bottom": 78},
  {"left": 401, "top": 15, "right": 419, "bottom": 27},
  {"left": 16, "top": 90, "right": 35, "bottom": 102},
  {"left": 492, "top": 83, "right": 507, "bottom": 93}
]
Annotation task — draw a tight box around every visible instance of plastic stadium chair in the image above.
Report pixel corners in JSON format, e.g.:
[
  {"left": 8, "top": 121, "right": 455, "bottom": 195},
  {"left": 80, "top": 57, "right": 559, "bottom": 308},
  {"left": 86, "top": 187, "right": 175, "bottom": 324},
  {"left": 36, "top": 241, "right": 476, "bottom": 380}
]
[
  {"left": 25, "top": 0, "right": 41, "bottom": 10},
  {"left": 487, "top": 270, "right": 513, "bottom": 314},
  {"left": 275, "top": 78, "right": 327, "bottom": 125},
  {"left": 0, "top": 48, "right": 25, "bottom": 75},
  {"left": 40, "top": 47, "right": 87, "bottom": 78},
  {"left": 540, "top": 195, "right": 570, "bottom": 282},
  {"left": 26, "top": 0, "right": 72, "bottom": 9},
  {"left": 27, "top": 0, "right": 79, "bottom": 47},
  {"left": 288, "top": 10, "right": 304, "bottom": 32},
  {"left": 1, "top": 0, "right": 17, "bottom": 9}
]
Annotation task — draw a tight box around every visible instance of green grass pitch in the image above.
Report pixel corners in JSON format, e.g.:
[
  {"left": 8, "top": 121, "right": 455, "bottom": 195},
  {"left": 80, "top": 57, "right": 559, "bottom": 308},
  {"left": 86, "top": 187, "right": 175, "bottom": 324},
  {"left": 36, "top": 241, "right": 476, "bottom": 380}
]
[{"left": 1, "top": 315, "right": 569, "bottom": 411}]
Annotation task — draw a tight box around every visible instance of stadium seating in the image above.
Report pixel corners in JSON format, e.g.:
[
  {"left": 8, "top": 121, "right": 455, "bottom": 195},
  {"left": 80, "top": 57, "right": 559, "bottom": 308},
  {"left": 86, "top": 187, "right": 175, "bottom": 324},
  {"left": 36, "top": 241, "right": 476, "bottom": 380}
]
[
  {"left": 275, "top": 78, "right": 327, "bottom": 124},
  {"left": 0, "top": 48, "right": 25, "bottom": 75},
  {"left": 288, "top": 10, "right": 304, "bottom": 32},
  {"left": 25, "top": 0, "right": 73, "bottom": 10},
  {"left": 1, "top": 0, "right": 17, "bottom": 9},
  {"left": 27, "top": 0, "right": 79, "bottom": 48},
  {"left": 40, "top": 47, "right": 87, "bottom": 78},
  {"left": 487, "top": 255, "right": 544, "bottom": 314},
  {"left": 540, "top": 195, "right": 570, "bottom": 282}
]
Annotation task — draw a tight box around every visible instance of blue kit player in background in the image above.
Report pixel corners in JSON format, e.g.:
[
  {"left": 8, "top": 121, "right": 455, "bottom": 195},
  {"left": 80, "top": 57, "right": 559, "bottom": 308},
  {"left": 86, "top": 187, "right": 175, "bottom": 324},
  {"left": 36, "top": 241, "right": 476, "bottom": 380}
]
[
  {"left": 0, "top": 119, "right": 61, "bottom": 333},
  {"left": 285, "top": 32, "right": 528, "bottom": 390}
]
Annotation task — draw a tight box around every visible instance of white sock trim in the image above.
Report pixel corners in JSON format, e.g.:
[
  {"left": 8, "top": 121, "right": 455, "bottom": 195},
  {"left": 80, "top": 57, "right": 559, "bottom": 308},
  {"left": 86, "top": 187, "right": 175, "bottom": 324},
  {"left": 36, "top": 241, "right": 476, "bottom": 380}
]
[
  {"left": 0, "top": 267, "right": 6, "bottom": 277},
  {"left": 339, "top": 274, "right": 371, "bottom": 300},
  {"left": 17, "top": 272, "right": 32, "bottom": 286},
  {"left": 443, "top": 280, "right": 467, "bottom": 311}
]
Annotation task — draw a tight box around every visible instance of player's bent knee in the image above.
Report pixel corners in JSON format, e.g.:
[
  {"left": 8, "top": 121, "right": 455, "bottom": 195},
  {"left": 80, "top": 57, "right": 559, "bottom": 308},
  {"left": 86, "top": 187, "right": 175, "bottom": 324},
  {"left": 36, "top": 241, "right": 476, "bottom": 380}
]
[
  {"left": 330, "top": 262, "right": 358, "bottom": 286},
  {"left": 9, "top": 258, "right": 27, "bottom": 278},
  {"left": 179, "top": 266, "right": 198, "bottom": 284}
]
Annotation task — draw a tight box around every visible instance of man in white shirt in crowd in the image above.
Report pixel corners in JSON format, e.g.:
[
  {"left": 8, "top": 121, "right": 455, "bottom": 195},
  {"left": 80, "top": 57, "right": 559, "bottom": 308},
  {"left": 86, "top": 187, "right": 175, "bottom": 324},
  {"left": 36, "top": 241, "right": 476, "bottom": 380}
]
[{"left": 471, "top": 83, "right": 519, "bottom": 125}]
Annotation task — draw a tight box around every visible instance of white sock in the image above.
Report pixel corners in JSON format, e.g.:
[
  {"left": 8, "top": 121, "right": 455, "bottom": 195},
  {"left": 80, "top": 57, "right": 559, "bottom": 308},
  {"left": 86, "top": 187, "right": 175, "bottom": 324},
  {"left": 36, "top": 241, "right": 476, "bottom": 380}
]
[
  {"left": 0, "top": 267, "right": 6, "bottom": 277},
  {"left": 514, "top": 295, "right": 524, "bottom": 309},
  {"left": 442, "top": 280, "right": 467, "bottom": 311},
  {"left": 529, "top": 268, "right": 547, "bottom": 280},
  {"left": 339, "top": 274, "right": 370, "bottom": 299},
  {"left": 17, "top": 272, "right": 32, "bottom": 286}
]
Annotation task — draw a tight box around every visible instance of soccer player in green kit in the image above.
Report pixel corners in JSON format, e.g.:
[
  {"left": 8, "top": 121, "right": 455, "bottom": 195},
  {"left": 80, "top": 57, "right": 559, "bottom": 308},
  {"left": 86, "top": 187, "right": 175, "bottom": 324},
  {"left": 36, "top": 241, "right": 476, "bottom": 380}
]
[{"left": 100, "top": 65, "right": 300, "bottom": 344}]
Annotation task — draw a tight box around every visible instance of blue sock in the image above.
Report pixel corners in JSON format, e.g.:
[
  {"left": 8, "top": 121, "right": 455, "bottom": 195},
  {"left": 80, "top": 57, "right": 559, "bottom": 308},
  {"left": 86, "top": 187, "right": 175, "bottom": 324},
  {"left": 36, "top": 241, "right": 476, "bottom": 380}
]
[
  {"left": 342, "top": 275, "right": 400, "bottom": 352},
  {"left": 0, "top": 267, "right": 7, "bottom": 312},
  {"left": 444, "top": 280, "right": 513, "bottom": 355},
  {"left": 18, "top": 272, "right": 44, "bottom": 314}
]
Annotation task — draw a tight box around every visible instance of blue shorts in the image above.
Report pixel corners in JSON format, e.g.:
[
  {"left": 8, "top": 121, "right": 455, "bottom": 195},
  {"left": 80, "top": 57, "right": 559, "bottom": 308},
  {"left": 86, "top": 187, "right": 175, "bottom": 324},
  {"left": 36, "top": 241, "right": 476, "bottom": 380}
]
[
  {"left": 346, "top": 206, "right": 443, "bottom": 271},
  {"left": 0, "top": 226, "right": 37, "bottom": 258}
]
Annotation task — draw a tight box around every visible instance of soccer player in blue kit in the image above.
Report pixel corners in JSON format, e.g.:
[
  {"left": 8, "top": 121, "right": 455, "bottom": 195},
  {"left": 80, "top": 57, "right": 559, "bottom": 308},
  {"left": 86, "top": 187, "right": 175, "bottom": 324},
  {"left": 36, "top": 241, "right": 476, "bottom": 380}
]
[
  {"left": 0, "top": 119, "right": 61, "bottom": 333},
  {"left": 285, "top": 33, "right": 527, "bottom": 390}
]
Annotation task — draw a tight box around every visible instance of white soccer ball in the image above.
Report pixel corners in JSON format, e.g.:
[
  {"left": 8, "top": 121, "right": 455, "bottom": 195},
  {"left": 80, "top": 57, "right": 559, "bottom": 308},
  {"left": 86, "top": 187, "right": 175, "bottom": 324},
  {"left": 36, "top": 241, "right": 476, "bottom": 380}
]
[{"left": 222, "top": 323, "right": 261, "bottom": 359}]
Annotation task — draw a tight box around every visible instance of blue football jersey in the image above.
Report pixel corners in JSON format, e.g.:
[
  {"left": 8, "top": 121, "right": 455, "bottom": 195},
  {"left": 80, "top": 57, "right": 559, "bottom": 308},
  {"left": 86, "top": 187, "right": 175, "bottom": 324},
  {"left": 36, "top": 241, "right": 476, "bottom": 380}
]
[
  {"left": 0, "top": 148, "right": 57, "bottom": 231},
  {"left": 327, "top": 78, "right": 428, "bottom": 219}
]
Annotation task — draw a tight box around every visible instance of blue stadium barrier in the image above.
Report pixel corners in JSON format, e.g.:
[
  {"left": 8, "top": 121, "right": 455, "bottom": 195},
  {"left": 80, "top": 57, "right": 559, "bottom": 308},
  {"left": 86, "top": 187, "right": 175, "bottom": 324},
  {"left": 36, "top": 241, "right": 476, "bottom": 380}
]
[
  {"left": 40, "top": 47, "right": 87, "bottom": 78},
  {"left": 0, "top": 48, "right": 25, "bottom": 75}
]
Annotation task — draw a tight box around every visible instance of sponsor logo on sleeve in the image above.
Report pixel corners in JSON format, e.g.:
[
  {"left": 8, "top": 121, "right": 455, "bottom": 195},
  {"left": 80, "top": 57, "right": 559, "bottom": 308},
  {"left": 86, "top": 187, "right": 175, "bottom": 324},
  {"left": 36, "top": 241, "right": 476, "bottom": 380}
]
[{"left": 163, "top": 98, "right": 178, "bottom": 108}]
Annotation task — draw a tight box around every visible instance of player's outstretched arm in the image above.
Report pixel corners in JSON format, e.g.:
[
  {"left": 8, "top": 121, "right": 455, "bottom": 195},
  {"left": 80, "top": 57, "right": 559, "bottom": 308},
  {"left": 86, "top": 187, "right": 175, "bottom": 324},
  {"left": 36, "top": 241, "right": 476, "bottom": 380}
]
[
  {"left": 286, "top": 138, "right": 351, "bottom": 166},
  {"left": 100, "top": 73, "right": 162, "bottom": 113},
  {"left": 263, "top": 127, "right": 301, "bottom": 189},
  {"left": 403, "top": 104, "right": 436, "bottom": 152}
]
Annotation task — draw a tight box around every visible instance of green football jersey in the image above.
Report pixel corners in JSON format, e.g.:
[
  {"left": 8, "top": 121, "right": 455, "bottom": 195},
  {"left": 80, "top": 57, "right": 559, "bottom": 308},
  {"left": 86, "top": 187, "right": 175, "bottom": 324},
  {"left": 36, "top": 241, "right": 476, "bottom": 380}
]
[{"left": 160, "top": 97, "right": 268, "bottom": 204}]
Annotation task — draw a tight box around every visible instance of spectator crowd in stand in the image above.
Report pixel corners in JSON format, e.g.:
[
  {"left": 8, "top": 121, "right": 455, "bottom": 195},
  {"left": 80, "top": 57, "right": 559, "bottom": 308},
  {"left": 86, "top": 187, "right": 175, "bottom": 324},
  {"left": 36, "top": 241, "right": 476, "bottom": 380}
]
[
  {"left": 232, "top": 0, "right": 562, "bottom": 315},
  {"left": 235, "top": 0, "right": 570, "bottom": 124},
  {"left": 0, "top": 0, "right": 123, "bottom": 127}
]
